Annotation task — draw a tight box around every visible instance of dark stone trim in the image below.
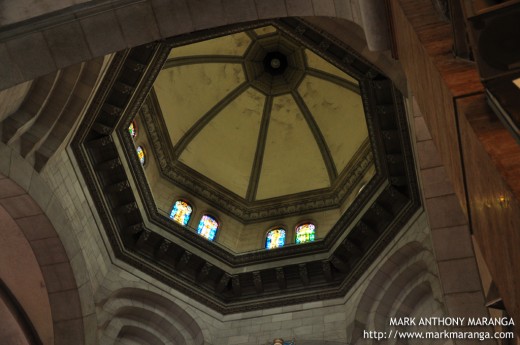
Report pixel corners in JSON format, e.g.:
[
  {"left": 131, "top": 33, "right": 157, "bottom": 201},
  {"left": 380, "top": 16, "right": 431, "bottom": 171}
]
[{"left": 305, "top": 68, "right": 361, "bottom": 94}]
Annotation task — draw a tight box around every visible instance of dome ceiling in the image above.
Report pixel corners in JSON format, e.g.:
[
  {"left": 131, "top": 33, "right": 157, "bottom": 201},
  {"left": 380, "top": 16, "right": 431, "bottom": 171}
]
[
  {"left": 145, "top": 24, "right": 372, "bottom": 221},
  {"left": 72, "top": 18, "right": 421, "bottom": 314}
]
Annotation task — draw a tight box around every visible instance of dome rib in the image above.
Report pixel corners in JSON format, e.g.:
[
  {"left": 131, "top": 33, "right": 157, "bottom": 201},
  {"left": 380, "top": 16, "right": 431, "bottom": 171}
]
[
  {"left": 291, "top": 90, "right": 338, "bottom": 183},
  {"left": 171, "top": 81, "right": 250, "bottom": 159},
  {"left": 163, "top": 55, "right": 244, "bottom": 69},
  {"left": 245, "top": 95, "right": 273, "bottom": 201}
]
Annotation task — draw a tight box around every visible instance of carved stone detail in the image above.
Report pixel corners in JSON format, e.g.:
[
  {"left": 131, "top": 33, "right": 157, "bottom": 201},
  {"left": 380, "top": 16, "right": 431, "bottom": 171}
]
[
  {"left": 106, "top": 180, "right": 130, "bottom": 193},
  {"left": 87, "top": 135, "right": 113, "bottom": 148},
  {"left": 127, "top": 59, "right": 146, "bottom": 72},
  {"left": 253, "top": 271, "right": 263, "bottom": 293},
  {"left": 101, "top": 103, "right": 122, "bottom": 117},
  {"left": 343, "top": 239, "right": 361, "bottom": 255},
  {"left": 370, "top": 203, "right": 392, "bottom": 219},
  {"left": 376, "top": 105, "right": 394, "bottom": 115},
  {"left": 386, "top": 154, "right": 403, "bottom": 164},
  {"left": 126, "top": 223, "right": 144, "bottom": 234},
  {"left": 322, "top": 260, "right": 333, "bottom": 282},
  {"left": 136, "top": 230, "right": 151, "bottom": 248},
  {"left": 232, "top": 275, "right": 241, "bottom": 296},
  {"left": 365, "top": 69, "right": 378, "bottom": 79},
  {"left": 318, "top": 40, "right": 330, "bottom": 51},
  {"left": 115, "top": 201, "right": 138, "bottom": 214},
  {"left": 176, "top": 251, "right": 192, "bottom": 271},
  {"left": 330, "top": 255, "right": 349, "bottom": 273},
  {"left": 155, "top": 239, "right": 171, "bottom": 259},
  {"left": 92, "top": 123, "right": 112, "bottom": 135},
  {"left": 357, "top": 221, "right": 377, "bottom": 237},
  {"left": 97, "top": 158, "right": 121, "bottom": 171},
  {"left": 197, "top": 262, "right": 213, "bottom": 282},
  {"left": 342, "top": 55, "right": 355, "bottom": 64},
  {"left": 113, "top": 81, "right": 134, "bottom": 94},
  {"left": 299, "top": 264, "right": 309, "bottom": 285},
  {"left": 276, "top": 267, "right": 286, "bottom": 289}
]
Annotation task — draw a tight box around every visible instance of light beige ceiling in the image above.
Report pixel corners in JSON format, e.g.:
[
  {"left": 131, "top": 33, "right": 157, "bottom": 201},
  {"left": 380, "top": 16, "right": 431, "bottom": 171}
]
[
  {"left": 179, "top": 88, "right": 264, "bottom": 197},
  {"left": 152, "top": 25, "right": 370, "bottom": 201}
]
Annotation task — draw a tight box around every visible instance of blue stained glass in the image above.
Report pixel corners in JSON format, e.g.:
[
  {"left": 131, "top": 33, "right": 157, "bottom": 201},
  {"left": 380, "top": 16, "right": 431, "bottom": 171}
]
[
  {"left": 265, "top": 229, "right": 286, "bottom": 249},
  {"left": 197, "top": 215, "right": 218, "bottom": 241},
  {"left": 170, "top": 200, "right": 192, "bottom": 226}
]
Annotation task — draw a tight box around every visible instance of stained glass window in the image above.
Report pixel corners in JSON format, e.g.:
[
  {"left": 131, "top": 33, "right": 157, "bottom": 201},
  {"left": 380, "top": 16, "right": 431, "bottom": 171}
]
[
  {"left": 128, "top": 121, "right": 137, "bottom": 138},
  {"left": 295, "top": 223, "right": 316, "bottom": 244},
  {"left": 197, "top": 215, "right": 218, "bottom": 241},
  {"left": 265, "top": 228, "right": 286, "bottom": 249},
  {"left": 170, "top": 200, "right": 192, "bottom": 226},
  {"left": 136, "top": 146, "right": 146, "bottom": 166}
]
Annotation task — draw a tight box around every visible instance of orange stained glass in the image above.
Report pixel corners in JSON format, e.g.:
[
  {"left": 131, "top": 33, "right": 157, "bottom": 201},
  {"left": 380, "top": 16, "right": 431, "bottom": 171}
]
[{"left": 170, "top": 200, "right": 192, "bottom": 226}]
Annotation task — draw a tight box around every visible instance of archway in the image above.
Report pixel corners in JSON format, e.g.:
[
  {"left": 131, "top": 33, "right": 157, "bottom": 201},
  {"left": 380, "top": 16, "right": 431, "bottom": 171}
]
[{"left": 0, "top": 174, "right": 87, "bottom": 344}]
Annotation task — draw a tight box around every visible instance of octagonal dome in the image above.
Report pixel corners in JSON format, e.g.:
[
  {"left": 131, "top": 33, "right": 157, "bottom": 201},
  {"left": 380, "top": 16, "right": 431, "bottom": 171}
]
[
  {"left": 144, "top": 24, "right": 372, "bottom": 220},
  {"left": 73, "top": 18, "right": 420, "bottom": 313}
]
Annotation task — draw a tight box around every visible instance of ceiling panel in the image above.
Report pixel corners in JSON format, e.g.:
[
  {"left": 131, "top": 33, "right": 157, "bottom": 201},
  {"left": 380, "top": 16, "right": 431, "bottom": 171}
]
[
  {"left": 179, "top": 87, "right": 265, "bottom": 197},
  {"left": 155, "top": 63, "right": 246, "bottom": 145},
  {"left": 298, "top": 75, "right": 368, "bottom": 172},
  {"left": 255, "top": 94, "right": 330, "bottom": 200}
]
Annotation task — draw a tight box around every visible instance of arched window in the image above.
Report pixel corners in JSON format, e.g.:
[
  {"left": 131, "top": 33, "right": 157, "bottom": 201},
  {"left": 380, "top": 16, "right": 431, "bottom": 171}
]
[
  {"left": 136, "top": 145, "right": 146, "bottom": 166},
  {"left": 197, "top": 215, "right": 219, "bottom": 241},
  {"left": 265, "top": 228, "right": 286, "bottom": 249},
  {"left": 128, "top": 120, "right": 137, "bottom": 138},
  {"left": 170, "top": 200, "right": 192, "bottom": 226},
  {"left": 295, "top": 223, "right": 316, "bottom": 244}
]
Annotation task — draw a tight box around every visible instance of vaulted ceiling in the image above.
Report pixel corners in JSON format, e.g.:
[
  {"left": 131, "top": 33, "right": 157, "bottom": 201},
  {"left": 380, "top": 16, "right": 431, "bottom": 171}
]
[
  {"left": 72, "top": 19, "right": 420, "bottom": 314},
  {"left": 141, "top": 24, "right": 372, "bottom": 223}
]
